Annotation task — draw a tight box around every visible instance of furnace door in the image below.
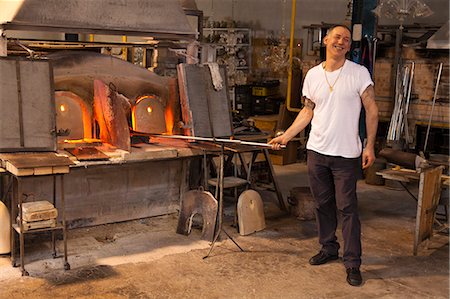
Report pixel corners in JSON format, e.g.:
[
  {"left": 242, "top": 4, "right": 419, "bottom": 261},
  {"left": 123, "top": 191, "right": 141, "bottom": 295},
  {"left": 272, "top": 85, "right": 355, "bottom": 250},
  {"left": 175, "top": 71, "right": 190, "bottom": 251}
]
[{"left": 0, "top": 58, "right": 56, "bottom": 152}]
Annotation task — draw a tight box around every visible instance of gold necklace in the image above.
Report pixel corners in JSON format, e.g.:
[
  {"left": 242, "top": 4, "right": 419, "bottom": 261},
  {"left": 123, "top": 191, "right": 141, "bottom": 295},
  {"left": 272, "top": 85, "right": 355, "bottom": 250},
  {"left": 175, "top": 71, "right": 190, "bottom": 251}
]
[{"left": 323, "top": 63, "right": 344, "bottom": 92}]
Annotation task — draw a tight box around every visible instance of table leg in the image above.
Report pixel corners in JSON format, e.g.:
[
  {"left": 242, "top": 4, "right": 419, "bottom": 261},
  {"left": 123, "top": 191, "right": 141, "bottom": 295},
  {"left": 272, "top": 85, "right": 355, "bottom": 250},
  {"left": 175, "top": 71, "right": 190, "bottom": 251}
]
[
  {"left": 18, "top": 180, "right": 28, "bottom": 276},
  {"left": 10, "top": 178, "right": 16, "bottom": 268},
  {"left": 52, "top": 176, "right": 57, "bottom": 258},
  {"left": 60, "top": 176, "right": 70, "bottom": 270},
  {"left": 262, "top": 149, "right": 286, "bottom": 211}
]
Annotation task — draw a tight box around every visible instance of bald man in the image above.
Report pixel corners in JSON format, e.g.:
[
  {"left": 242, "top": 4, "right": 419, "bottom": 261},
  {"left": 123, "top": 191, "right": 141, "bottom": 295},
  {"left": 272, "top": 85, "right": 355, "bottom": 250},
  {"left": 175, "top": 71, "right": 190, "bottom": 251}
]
[{"left": 270, "top": 25, "right": 378, "bottom": 286}]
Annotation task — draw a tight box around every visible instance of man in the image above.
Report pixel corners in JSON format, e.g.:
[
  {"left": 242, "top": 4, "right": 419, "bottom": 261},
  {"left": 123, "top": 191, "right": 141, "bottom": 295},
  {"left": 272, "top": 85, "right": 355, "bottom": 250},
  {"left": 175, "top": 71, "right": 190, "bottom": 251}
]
[{"left": 269, "top": 25, "right": 378, "bottom": 286}]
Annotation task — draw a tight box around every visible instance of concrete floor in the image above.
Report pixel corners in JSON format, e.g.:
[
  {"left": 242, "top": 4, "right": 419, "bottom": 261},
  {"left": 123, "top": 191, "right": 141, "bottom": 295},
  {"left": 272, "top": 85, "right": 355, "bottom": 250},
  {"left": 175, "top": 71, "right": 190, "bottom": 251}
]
[{"left": 0, "top": 162, "right": 448, "bottom": 298}]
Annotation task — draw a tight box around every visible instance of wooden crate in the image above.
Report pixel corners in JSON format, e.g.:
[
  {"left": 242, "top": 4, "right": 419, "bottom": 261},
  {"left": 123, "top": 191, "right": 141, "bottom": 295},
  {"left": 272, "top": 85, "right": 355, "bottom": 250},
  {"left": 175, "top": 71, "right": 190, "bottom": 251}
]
[
  {"left": 269, "top": 140, "right": 299, "bottom": 165},
  {"left": 256, "top": 140, "right": 299, "bottom": 165},
  {"left": 250, "top": 114, "right": 278, "bottom": 135}
]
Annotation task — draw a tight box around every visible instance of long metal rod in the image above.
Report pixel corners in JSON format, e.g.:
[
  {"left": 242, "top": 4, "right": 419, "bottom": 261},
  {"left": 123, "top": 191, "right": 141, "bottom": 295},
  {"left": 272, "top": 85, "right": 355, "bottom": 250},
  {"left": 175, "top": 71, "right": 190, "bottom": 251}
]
[
  {"left": 372, "top": 38, "right": 378, "bottom": 78},
  {"left": 132, "top": 131, "right": 286, "bottom": 148},
  {"left": 395, "top": 66, "right": 410, "bottom": 140},
  {"left": 424, "top": 62, "right": 443, "bottom": 153},
  {"left": 286, "top": 0, "right": 300, "bottom": 112},
  {"left": 402, "top": 62, "right": 414, "bottom": 144},
  {"left": 388, "top": 64, "right": 402, "bottom": 140}
]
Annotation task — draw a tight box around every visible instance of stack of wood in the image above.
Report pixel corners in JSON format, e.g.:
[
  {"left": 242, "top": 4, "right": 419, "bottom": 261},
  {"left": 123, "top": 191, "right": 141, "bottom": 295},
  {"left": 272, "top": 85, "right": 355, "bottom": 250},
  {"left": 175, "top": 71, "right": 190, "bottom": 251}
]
[{"left": 18, "top": 201, "right": 58, "bottom": 231}]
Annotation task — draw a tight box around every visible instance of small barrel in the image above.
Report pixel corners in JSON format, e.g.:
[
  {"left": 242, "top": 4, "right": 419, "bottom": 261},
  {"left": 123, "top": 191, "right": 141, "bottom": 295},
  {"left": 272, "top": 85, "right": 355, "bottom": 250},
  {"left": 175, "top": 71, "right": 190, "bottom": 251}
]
[{"left": 288, "top": 186, "right": 316, "bottom": 221}]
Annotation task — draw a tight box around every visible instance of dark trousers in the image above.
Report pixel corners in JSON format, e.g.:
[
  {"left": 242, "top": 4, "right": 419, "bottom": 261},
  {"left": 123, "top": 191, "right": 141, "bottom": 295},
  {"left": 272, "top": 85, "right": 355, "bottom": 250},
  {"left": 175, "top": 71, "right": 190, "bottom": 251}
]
[{"left": 307, "top": 150, "right": 361, "bottom": 268}]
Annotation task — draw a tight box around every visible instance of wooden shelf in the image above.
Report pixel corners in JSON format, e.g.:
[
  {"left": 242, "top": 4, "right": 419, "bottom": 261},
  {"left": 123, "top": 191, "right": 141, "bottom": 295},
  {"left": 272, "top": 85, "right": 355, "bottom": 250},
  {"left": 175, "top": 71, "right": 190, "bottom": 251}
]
[{"left": 13, "top": 223, "right": 64, "bottom": 234}]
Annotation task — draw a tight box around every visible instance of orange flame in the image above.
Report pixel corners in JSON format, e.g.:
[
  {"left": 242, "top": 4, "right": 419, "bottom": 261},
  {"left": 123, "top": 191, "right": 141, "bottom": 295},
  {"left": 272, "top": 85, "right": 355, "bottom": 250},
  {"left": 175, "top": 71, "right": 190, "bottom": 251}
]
[{"left": 165, "top": 107, "right": 174, "bottom": 135}]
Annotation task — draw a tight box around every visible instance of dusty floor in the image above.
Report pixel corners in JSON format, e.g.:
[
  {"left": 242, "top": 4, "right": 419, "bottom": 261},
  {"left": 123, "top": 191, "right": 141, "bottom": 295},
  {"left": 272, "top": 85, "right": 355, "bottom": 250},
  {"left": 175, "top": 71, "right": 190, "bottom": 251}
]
[{"left": 0, "top": 163, "right": 448, "bottom": 299}]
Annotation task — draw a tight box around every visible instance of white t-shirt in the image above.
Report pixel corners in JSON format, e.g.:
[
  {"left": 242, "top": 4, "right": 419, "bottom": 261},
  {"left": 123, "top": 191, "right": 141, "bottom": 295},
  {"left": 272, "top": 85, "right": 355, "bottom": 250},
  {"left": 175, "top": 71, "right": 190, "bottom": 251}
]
[{"left": 302, "top": 59, "right": 373, "bottom": 158}]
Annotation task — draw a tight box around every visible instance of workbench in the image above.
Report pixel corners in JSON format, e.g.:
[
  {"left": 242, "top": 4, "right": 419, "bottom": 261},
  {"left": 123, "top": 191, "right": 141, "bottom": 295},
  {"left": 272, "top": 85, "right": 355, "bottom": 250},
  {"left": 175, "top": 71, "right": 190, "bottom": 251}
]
[
  {"left": 192, "top": 142, "right": 286, "bottom": 212},
  {"left": 177, "top": 141, "right": 287, "bottom": 243},
  {"left": 377, "top": 166, "right": 447, "bottom": 255}
]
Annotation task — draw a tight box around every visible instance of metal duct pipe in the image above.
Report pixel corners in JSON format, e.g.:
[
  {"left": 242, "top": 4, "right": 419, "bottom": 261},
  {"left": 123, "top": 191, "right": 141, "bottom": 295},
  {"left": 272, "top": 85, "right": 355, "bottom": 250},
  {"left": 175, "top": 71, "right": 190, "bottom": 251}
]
[{"left": 379, "top": 148, "right": 426, "bottom": 170}]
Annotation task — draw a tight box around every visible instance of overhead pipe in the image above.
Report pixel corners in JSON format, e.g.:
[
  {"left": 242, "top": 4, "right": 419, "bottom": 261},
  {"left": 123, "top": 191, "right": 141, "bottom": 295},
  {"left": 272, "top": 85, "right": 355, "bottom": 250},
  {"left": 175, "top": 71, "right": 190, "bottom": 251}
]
[
  {"left": 286, "top": 0, "right": 301, "bottom": 112},
  {"left": 379, "top": 148, "right": 427, "bottom": 170}
]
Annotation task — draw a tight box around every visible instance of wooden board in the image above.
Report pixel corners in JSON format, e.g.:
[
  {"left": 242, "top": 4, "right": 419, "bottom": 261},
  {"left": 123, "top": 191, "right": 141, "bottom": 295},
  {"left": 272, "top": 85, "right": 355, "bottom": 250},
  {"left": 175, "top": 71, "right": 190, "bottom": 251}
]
[
  {"left": 376, "top": 168, "right": 420, "bottom": 182},
  {"left": 23, "top": 208, "right": 58, "bottom": 222},
  {"left": 414, "top": 166, "right": 444, "bottom": 255},
  {"left": 16, "top": 218, "right": 57, "bottom": 231},
  {"left": 61, "top": 139, "right": 103, "bottom": 149},
  {"left": 251, "top": 114, "right": 279, "bottom": 135},
  {"left": 4, "top": 163, "right": 70, "bottom": 176},
  {"left": 121, "top": 144, "right": 178, "bottom": 161},
  {"left": 377, "top": 168, "right": 450, "bottom": 186},
  {"left": 5, "top": 164, "right": 34, "bottom": 176},
  {"left": 66, "top": 147, "right": 109, "bottom": 161},
  {"left": 22, "top": 200, "right": 54, "bottom": 213},
  {"left": 0, "top": 152, "right": 73, "bottom": 169},
  {"left": 0, "top": 152, "right": 73, "bottom": 176}
]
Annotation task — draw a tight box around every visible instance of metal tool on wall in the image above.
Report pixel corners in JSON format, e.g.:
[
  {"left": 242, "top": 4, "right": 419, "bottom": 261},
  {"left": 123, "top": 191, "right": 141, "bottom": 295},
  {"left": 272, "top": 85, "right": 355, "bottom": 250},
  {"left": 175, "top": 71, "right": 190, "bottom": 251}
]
[
  {"left": 387, "top": 62, "right": 415, "bottom": 145},
  {"left": 423, "top": 63, "right": 444, "bottom": 153}
]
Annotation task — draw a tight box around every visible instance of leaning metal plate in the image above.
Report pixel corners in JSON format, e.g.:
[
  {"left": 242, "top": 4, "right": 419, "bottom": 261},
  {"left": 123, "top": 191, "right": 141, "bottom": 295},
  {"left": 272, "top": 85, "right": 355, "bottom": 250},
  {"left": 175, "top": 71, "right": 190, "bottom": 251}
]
[
  {"left": 0, "top": 58, "right": 56, "bottom": 152},
  {"left": 178, "top": 64, "right": 233, "bottom": 138}
]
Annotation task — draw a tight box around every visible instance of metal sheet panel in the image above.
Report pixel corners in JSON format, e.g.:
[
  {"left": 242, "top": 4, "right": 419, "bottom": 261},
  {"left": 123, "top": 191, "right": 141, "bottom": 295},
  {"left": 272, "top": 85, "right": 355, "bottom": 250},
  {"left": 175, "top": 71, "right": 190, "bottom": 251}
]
[
  {"left": 0, "top": 0, "right": 196, "bottom": 40},
  {"left": 20, "top": 60, "right": 56, "bottom": 150},
  {"left": 207, "top": 67, "right": 233, "bottom": 138},
  {"left": 178, "top": 64, "right": 232, "bottom": 138},
  {"left": 0, "top": 58, "right": 56, "bottom": 152},
  {"left": 0, "top": 60, "right": 21, "bottom": 149},
  {"left": 427, "top": 21, "right": 450, "bottom": 49}
]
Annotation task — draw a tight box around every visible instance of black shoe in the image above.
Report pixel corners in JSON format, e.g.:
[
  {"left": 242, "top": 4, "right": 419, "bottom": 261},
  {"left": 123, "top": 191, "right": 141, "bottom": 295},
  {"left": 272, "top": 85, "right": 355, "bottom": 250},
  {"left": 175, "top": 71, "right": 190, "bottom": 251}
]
[
  {"left": 309, "top": 251, "right": 339, "bottom": 265},
  {"left": 346, "top": 267, "right": 363, "bottom": 286}
]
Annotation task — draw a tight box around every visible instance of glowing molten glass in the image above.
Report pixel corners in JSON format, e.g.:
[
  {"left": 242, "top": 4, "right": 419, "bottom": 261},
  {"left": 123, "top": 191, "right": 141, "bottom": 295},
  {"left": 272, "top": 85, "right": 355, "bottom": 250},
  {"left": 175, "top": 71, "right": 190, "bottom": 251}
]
[{"left": 165, "top": 107, "right": 174, "bottom": 135}]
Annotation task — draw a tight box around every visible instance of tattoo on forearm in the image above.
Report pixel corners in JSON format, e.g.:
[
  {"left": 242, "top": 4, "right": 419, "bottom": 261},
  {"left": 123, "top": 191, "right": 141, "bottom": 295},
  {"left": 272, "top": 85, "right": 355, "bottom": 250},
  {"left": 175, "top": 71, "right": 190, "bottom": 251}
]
[
  {"left": 362, "top": 85, "right": 375, "bottom": 102},
  {"left": 302, "top": 96, "right": 315, "bottom": 110}
]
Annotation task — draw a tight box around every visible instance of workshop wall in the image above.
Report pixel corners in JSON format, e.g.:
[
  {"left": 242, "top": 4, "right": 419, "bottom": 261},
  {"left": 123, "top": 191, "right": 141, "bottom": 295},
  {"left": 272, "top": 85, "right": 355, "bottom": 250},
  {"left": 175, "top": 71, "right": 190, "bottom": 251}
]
[
  {"left": 197, "top": 0, "right": 349, "bottom": 44},
  {"left": 196, "top": 0, "right": 449, "bottom": 40}
]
